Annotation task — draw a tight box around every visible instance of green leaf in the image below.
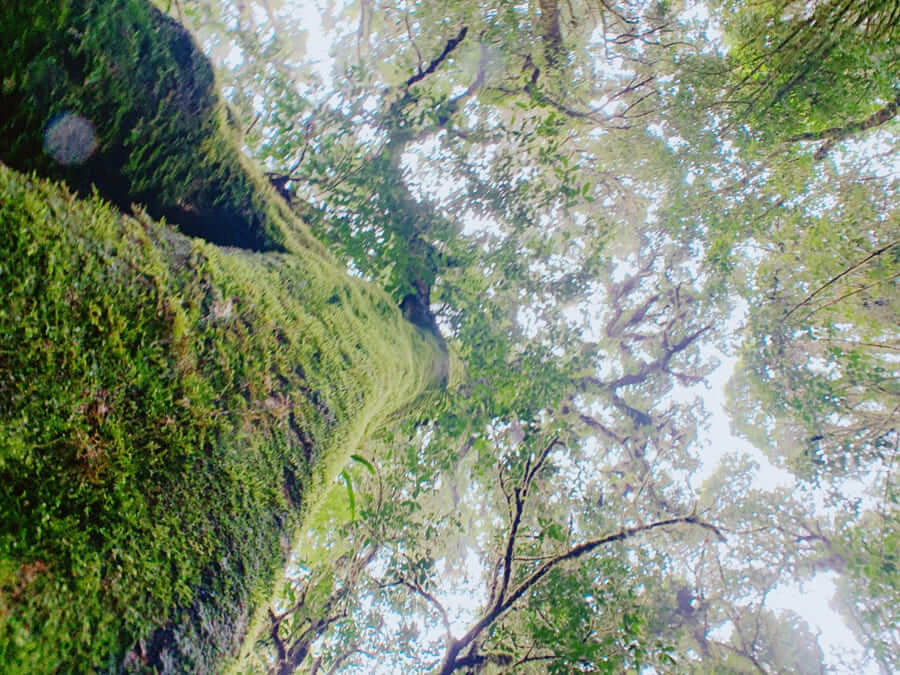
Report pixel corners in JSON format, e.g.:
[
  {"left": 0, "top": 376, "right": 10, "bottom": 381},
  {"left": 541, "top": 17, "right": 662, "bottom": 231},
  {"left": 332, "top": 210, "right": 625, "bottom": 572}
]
[
  {"left": 340, "top": 469, "right": 356, "bottom": 520},
  {"left": 546, "top": 522, "right": 565, "bottom": 542},
  {"left": 350, "top": 454, "right": 376, "bottom": 474}
]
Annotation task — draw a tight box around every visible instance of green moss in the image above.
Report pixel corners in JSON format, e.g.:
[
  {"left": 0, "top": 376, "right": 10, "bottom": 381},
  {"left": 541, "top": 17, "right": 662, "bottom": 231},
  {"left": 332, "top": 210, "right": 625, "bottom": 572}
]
[
  {"left": 0, "top": 165, "right": 439, "bottom": 670},
  {"left": 0, "top": 0, "right": 321, "bottom": 253},
  {"left": 0, "top": 1, "right": 448, "bottom": 668}
]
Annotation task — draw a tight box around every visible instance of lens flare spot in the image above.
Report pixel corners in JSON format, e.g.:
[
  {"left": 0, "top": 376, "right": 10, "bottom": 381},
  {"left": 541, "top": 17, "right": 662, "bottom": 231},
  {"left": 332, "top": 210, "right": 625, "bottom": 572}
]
[{"left": 43, "top": 112, "right": 97, "bottom": 165}]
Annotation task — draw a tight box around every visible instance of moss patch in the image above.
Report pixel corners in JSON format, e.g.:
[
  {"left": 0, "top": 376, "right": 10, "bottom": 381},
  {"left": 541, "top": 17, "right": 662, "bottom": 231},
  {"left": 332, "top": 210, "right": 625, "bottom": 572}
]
[
  {"left": 0, "top": 0, "right": 447, "bottom": 668},
  {"left": 0, "top": 0, "right": 316, "bottom": 252},
  {"left": 0, "top": 163, "right": 438, "bottom": 671}
]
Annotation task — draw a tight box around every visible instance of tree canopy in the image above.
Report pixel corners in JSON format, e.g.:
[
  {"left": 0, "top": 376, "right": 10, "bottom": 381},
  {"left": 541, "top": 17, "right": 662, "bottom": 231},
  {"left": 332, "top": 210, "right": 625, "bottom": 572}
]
[{"left": 161, "top": 0, "right": 898, "bottom": 672}]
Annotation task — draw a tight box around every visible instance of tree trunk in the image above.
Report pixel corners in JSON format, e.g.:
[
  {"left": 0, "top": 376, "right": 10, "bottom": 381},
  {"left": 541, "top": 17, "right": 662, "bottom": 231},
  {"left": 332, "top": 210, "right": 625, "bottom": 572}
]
[{"left": 0, "top": 1, "right": 448, "bottom": 671}]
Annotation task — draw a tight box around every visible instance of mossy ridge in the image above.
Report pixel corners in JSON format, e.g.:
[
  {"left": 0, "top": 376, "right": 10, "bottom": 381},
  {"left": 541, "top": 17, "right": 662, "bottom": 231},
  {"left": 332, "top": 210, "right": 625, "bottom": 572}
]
[
  {"left": 0, "top": 164, "right": 441, "bottom": 671},
  {"left": 0, "top": 0, "right": 321, "bottom": 254}
]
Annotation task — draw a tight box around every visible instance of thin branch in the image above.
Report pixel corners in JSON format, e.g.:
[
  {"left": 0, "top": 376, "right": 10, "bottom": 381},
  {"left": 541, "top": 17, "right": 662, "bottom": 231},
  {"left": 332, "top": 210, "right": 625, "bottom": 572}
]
[
  {"left": 405, "top": 14, "right": 424, "bottom": 75},
  {"left": 399, "top": 577, "right": 453, "bottom": 644},
  {"left": 497, "top": 482, "right": 525, "bottom": 608},
  {"left": 782, "top": 240, "right": 900, "bottom": 321},
  {"left": 405, "top": 27, "right": 469, "bottom": 89},
  {"left": 799, "top": 272, "right": 900, "bottom": 322},
  {"left": 814, "top": 337, "right": 900, "bottom": 352},
  {"left": 502, "top": 516, "right": 725, "bottom": 617},
  {"left": 447, "top": 42, "right": 488, "bottom": 109},
  {"left": 322, "top": 646, "right": 371, "bottom": 675},
  {"left": 578, "top": 412, "right": 629, "bottom": 445},
  {"left": 514, "top": 650, "right": 558, "bottom": 667},
  {"left": 788, "top": 93, "right": 900, "bottom": 159}
]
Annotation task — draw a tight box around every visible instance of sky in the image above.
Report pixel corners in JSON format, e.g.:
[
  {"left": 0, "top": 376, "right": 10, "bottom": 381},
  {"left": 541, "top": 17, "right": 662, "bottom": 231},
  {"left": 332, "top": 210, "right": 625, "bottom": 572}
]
[{"left": 682, "top": 351, "right": 874, "bottom": 671}]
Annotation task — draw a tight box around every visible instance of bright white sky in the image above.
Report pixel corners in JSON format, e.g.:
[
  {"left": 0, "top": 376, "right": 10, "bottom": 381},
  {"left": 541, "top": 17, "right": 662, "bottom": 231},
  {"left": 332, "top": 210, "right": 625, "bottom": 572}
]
[
  {"left": 242, "top": 0, "right": 879, "bottom": 670},
  {"left": 682, "top": 352, "right": 873, "bottom": 671}
]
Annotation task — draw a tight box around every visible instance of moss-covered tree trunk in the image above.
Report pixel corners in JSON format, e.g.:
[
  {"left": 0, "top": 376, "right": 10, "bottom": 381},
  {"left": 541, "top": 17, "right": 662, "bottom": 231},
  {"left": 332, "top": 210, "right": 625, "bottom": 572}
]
[{"left": 0, "top": 1, "right": 446, "bottom": 670}]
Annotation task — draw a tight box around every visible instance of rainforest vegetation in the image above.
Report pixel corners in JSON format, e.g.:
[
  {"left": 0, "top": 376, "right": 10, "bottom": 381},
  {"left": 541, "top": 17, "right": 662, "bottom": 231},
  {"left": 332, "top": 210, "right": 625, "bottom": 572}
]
[{"left": 0, "top": 0, "right": 897, "bottom": 673}]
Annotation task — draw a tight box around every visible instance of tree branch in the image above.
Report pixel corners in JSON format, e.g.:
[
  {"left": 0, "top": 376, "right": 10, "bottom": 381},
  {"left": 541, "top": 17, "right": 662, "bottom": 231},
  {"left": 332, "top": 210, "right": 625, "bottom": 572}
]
[
  {"left": 405, "top": 27, "right": 469, "bottom": 89},
  {"left": 799, "top": 272, "right": 900, "bottom": 323},
  {"left": 399, "top": 577, "right": 453, "bottom": 645},
  {"left": 438, "top": 514, "right": 724, "bottom": 674},
  {"left": 788, "top": 93, "right": 900, "bottom": 159},
  {"left": 495, "top": 437, "right": 559, "bottom": 609},
  {"left": 268, "top": 608, "right": 287, "bottom": 665}
]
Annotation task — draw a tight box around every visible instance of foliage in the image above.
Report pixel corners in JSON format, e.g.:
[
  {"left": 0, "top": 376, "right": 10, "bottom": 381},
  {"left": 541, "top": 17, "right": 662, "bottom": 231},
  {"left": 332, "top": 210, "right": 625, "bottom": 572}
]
[
  {"left": 716, "top": 0, "right": 899, "bottom": 146},
  {"left": 726, "top": 175, "right": 899, "bottom": 482},
  {"left": 836, "top": 500, "right": 899, "bottom": 673}
]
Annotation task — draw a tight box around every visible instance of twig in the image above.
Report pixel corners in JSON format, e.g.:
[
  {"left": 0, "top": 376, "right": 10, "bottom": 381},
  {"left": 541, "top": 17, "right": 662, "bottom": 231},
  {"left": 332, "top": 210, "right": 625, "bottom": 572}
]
[
  {"left": 799, "top": 273, "right": 900, "bottom": 323},
  {"left": 399, "top": 577, "right": 453, "bottom": 644},
  {"left": 782, "top": 240, "right": 899, "bottom": 322}
]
